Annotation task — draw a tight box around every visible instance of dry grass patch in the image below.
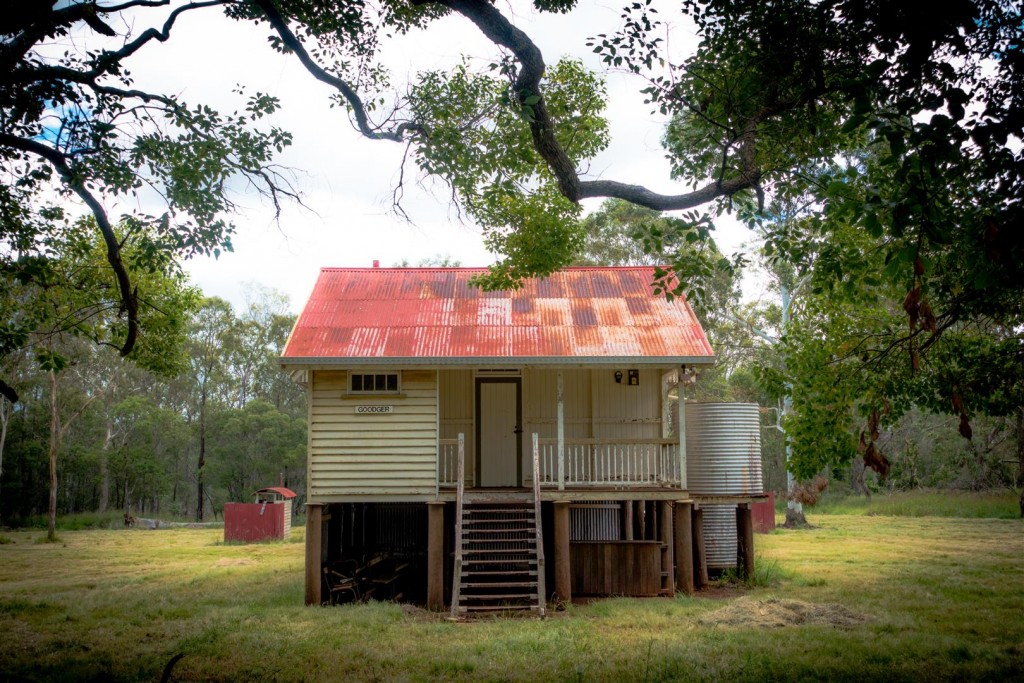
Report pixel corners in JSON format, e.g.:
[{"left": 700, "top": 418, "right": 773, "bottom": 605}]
[{"left": 698, "top": 596, "right": 868, "bottom": 629}]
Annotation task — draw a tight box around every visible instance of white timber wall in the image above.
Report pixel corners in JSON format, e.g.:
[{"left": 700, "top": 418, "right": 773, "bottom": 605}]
[
  {"left": 523, "top": 368, "right": 591, "bottom": 441},
  {"left": 521, "top": 368, "right": 664, "bottom": 482},
  {"left": 522, "top": 368, "right": 663, "bottom": 441},
  {"left": 308, "top": 369, "right": 438, "bottom": 500},
  {"left": 591, "top": 368, "right": 663, "bottom": 440},
  {"left": 438, "top": 369, "right": 475, "bottom": 483}
]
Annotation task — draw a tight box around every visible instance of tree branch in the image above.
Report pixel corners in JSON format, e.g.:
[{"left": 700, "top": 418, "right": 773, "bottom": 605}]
[
  {"left": 252, "top": 0, "right": 422, "bottom": 142},
  {"left": 1, "top": 1, "right": 224, "bottom": 79},
  {"left": 0, "top": 133, "right": 139, "bottom": 358},
  {"left": 430, "top": 0, "right": 763, "bottom": 210}
]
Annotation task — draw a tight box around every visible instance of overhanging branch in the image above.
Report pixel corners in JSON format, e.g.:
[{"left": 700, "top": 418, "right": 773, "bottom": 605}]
[
  {"left": 431, "top": 0, "right": 762, "bottom": 210},
  {"left": 252, "top": 0, "right": 422, "bottom": 142},
  {"left": 0, "top": 133, "right": 139, "bottom": 357}
]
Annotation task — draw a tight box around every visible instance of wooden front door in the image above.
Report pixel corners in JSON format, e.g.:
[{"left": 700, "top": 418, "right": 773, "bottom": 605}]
[{"left": 476, "top": 378, "right": 522, "bottom": 487}]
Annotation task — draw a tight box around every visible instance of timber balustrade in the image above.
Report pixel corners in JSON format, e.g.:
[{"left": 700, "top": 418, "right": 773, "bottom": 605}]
[{"left": 438, "top": 437, "right": 681, "bottom": 489}]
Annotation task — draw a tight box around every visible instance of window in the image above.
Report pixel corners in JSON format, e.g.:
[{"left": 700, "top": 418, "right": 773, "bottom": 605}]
[{"left": 349, "top": 372, "right": 399, "bottom": 393}]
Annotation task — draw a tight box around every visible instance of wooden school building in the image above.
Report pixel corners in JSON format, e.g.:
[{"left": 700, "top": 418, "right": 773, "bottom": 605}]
[{"left": 281, "top": 266, "right": 762, "bottom": 614}]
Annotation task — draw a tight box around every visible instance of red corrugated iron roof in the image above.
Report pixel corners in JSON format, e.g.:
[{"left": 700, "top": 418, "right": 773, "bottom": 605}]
[
  {"left": 254, "top": 487, "right": 296, "bottom": 499},
  {"left": 281, "top": 267, "right": 715, "bottom": 364}
]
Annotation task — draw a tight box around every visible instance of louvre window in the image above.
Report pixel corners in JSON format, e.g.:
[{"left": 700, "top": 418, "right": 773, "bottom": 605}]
[{"left": 350, "top": 373, "right": 399, "bottom": 393}]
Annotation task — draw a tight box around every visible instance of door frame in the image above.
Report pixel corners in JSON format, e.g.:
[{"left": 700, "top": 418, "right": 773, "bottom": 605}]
[{"left": 474, "top": 376, "right": 523, "bottom": 487}]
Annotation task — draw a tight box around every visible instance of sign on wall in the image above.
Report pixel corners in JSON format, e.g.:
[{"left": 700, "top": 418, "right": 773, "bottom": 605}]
[{"left": 355, "top": 405, "right": 394, "bottom": 414}]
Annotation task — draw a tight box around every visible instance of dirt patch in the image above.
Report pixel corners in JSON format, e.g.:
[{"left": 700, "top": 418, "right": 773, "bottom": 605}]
[
  {"left": 698, "top": 596, "right": 868, "bottom": 629},
  {"left": 213, "top": 558, "right": 256, "bottom": 568}
]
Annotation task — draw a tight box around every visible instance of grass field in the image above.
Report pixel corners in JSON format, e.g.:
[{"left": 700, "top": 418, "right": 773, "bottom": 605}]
[{"left": 0, "top": 494, "right": 1021, "bottom": 682}]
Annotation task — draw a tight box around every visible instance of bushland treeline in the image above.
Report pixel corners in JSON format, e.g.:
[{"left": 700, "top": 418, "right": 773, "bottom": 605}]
[{"left": 0, "top": 287, "right": 306, "bottom": 525}]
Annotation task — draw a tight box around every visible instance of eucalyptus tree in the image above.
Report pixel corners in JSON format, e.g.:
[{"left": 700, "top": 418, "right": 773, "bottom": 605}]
[
  {"left": 107, "top": 395, "right": 189, "bottom": 515},
  {"left": 208, "top": 398, "right": 305, "bottom": 504},
  {"left": 7, "top": 219, "right": 197, "bottom": 539},
  {"left": 184, "top": 298, "right": 236, "bottom": 522}
]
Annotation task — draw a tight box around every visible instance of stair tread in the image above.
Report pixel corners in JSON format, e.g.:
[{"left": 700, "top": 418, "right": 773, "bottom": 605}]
[
  {"left": 462, "top": 516, "right": 534, "bottom": 522},
  {"left": 462, "top": 582, "right": 538, "bottom": 588},
  {"left": 460, "top": 594, "right": 537, "bottom": 601},
  {"left": 453, "top": 492, "right": 545, "bottom": 617}
]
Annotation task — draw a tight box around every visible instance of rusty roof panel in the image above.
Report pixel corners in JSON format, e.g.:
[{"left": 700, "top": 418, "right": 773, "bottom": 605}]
[{"left": 282, "top": 267, "right": 715, "bottom": 362}]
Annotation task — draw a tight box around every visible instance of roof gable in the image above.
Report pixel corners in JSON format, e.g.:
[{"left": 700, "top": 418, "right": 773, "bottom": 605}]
[{"left": 282, "top": 267, "right": 714, "bottom": 364}]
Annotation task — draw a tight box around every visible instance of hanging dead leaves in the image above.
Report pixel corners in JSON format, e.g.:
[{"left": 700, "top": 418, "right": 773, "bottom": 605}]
[
  {"left": 790, "top": 474, "right": 830, "bottom": 506},
  {"left": 951, "top": 392, "right": 973, "bottom": 440},
  {"left": 857, "top": 407, "right": 892, "bottom": 477},
  {"left": 902, "top": 257, "right": 939, "bottom": 376}
]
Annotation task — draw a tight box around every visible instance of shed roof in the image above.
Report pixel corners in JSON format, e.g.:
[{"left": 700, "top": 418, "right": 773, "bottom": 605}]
[
  {"left": 281, "top": 267, "right": 715, "bottom": 366},
  {"left": 254, "top": 487, "right": 296, "bottom": 499}
]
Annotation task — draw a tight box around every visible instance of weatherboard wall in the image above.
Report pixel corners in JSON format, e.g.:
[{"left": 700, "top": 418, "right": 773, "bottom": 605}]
[
  {"left": 308, "top": 369, "right": 438, "bottom": 500},
  {"left": 439, "top": 369, "right": 476, "bottom": 484}
]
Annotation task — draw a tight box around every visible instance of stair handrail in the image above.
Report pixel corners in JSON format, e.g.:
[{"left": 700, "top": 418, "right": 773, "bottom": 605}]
[
  {"left": 450, "top": 433, "right": 465, "bottom": 618},
  {"left": 532, "top": 432, "right": 547, "bottom": 617}
]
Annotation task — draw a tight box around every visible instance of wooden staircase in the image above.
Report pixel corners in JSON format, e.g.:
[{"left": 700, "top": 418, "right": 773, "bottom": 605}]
[
  {"left": 450, "top": 435, "right": 547, "bottom": 618},
  {"left": 451, "top": 499, "right": 544, "bottom": 615}
]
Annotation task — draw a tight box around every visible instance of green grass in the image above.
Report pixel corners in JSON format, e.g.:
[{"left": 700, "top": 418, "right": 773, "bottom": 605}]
[
  {"left": 6, "top": 511, "right": 227, "bottom": 531},
  {"left": 0, "top": 510, "right": 1021, "bottom": 682},
  {"left": 807, "top": 489, "right": 1020, "bottom": 519}
]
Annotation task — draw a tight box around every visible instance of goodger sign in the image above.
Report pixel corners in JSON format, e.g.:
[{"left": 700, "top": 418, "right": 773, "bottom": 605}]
[{"left": 355, "top": 405, "right": 394, "bottom": 414}]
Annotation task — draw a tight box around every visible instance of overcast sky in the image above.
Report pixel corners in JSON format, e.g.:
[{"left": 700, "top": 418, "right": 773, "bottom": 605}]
[{"left": 110, "top": 1, "right": 761, "bottom": 313}]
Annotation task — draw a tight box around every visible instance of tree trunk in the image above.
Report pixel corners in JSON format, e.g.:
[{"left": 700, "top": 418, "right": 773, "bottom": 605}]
[
  {"left": 47, "top": 371, "right": 61, "bottom": 542},
  {"left": 851, "top": 457, "right": 871, "bottom": 497},
  {"left": 783, "top": 502, "right": 807, "bottom": 527},
  {"left": 196, "top": 394, "right": 206, "bottom": 523},
  {"left": 0, "top": 402, "right": 8, "bottom": 526},
  {"left": 1017, "top": 406, "right": 1023, "bottom": 519},
  {"left": 98, "top": 421, "right": 113, "bottom": 513}
]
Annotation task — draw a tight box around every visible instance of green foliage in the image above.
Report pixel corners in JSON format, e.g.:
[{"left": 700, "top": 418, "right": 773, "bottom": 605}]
[
  {"left": 408, "top": 58, "right": 608, "bottom": 286},
  {"left": 5, "top": 218, "right": 199, "bottom": 378},
  {"left": 1, "top": 4, "right": 299, "bottom": 379},
  {"left": 208, "top": 399, "right": 306, "bottom": 503}
]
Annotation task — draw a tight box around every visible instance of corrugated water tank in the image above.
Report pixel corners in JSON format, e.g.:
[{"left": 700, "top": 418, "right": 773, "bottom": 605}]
[
  {"left": 701, "top": 504, "right": 738, "bottom": 568},
  {"left": 685, "top": 402, "right": 763, "bottom": 569},
  {"left": 685, "top": 402, "right": 763, "bottom": 495}
]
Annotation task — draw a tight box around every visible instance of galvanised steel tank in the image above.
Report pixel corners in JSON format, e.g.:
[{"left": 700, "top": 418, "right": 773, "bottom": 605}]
[
  {"left": 685, "top": 402, "right": 763, "bottom": 569},
  {"left": 685, "top": 402, "right": 763, "bottom": 496},
  {"left": 701, "top": 504, "right": 738, "bottom": 568}
]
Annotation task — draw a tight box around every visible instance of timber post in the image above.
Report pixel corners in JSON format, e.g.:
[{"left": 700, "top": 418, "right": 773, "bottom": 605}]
[
  {"left": 736, "top": 503, "right": 755, "bottom": 580},
  {"left": 674, "top": 501, "right": 695, "bottom": 594},
  {"left": 304, "top": 503, "right": 323, "bottom": 606},
  {"left": 427, "top": 501, "right": 445, "bottom": 610},
  {"left": 692, "top": 505, "right": 708, "bottom": 590},
  {"left": 658, "top": 501, "right": 674, "bottom": 595},
  {"left": 553, "top": 501, "right": 571, "bottom": 605}
]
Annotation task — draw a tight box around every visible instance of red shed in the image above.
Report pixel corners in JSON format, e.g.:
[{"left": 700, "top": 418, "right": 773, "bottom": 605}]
[{"left": 224, "top": 487, "right": 297, "bottom": 543}]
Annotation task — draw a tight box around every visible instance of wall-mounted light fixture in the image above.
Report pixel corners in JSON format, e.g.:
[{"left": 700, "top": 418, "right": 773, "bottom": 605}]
[
  {"left": 680, "top": 364, "right": 697, "bottom": 386},
  {"left": 614, "top": 370, "right": 623, "bottom": 383}
]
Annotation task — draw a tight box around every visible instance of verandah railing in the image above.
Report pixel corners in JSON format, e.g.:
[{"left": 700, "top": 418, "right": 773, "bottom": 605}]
[{"left": 438, "top": 437, "right": 681, "bottom": 489}]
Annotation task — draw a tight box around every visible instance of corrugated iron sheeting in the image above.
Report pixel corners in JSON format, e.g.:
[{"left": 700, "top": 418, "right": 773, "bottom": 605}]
[{"left": 283, "top": 267, "right": 715, "bottom": 360}]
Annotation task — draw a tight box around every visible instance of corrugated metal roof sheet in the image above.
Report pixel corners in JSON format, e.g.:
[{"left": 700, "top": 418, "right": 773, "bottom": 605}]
[{"left": 282, "top": 267, "right": 715, "bottom": 364}]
